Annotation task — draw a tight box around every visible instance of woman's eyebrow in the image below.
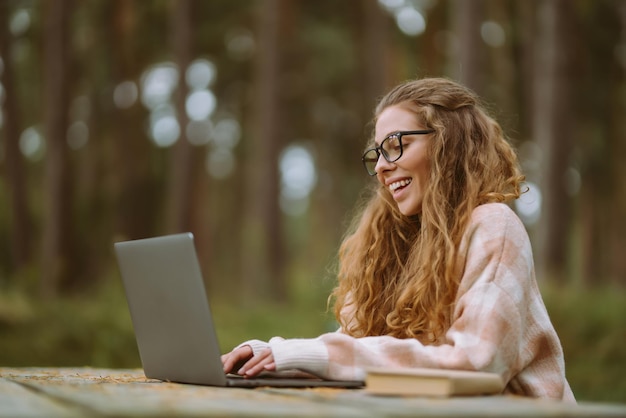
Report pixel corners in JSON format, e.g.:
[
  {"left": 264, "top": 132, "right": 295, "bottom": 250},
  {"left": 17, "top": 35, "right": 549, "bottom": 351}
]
[{"left": 374, "top": 132, "right": 395, "bottom": 144}]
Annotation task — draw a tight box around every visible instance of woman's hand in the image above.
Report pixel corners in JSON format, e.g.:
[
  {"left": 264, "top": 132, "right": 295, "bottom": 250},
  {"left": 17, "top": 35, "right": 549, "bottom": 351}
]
[{"left": 221, "top": 345, "right": 276, "bottom": 377}]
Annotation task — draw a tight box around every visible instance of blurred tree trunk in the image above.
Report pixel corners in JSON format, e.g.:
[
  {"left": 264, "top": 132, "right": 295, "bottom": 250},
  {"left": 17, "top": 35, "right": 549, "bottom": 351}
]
[
  {"left": 609, "top": 1, "right": 626, "bottom": 286},
  {"left": 511, "top": 1, "right": 536, "bottom": 144},
  {"left": 41, "top": 0, "right": 74, "bottom": 297},
  {"left": 532, "top": 0, "right": 575, "bottom": 284},
  {"left": 73, "top": 1, "right": 121, "bottom": 284},
  {"left": 111, "top": 0, "right": 155, "bottom": 241},
  {"left": 241, "top": 0, "right": 287, "bottom": 303},
  {"left": 486, "top": 1, "right": 516, "bottom": 125},
  {"left": 579, "top": 1, "right": 626, "bottom": 287},
  {"left": 0, "top": 4, "right": 33, "bottom": 274},
  {"left": 167, "top": 0, "right": 200, "bottom": 235},
  {"left": 451, "top": 0, "right": 485, "bottom": 93},
  {"left": 361, "top": 0, "right": 390, "bottom": 107},
  {"left": 419, "top": 1, "right": 445, "bottom": 79}
]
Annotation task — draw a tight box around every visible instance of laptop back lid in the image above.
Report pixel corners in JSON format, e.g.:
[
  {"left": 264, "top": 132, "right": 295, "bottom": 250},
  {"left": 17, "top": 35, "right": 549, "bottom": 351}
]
[{"left": 114, "top": 233, "right": 227, "bottom": 386}]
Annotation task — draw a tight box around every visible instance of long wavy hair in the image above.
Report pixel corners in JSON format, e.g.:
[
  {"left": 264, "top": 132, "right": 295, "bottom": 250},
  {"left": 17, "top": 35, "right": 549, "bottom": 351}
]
[{"left": 331, "top": 77, "right": 525, "bottom": 344}]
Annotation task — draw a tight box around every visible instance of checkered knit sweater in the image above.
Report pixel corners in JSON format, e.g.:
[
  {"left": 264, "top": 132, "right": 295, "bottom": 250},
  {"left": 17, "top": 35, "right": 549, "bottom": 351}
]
[{"left": 242, "top": 203, "right": 575, "bottom": 402}]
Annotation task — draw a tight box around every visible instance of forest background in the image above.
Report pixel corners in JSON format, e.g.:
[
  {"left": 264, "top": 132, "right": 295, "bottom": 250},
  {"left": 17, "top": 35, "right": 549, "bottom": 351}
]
[{"left": 0, "top": 0, "right": 625, "bottom": 403}]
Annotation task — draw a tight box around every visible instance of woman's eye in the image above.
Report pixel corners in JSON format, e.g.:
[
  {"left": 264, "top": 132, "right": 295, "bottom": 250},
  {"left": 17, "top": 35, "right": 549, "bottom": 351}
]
[{"left": 388, "top": 137, "right": 401, "bottom": 151}]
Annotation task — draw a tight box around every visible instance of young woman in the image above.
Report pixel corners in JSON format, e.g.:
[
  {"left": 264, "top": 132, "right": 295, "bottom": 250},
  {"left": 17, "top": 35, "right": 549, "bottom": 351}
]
[{"left": 222, "top": 77, "right": 575, "bottom": 402}]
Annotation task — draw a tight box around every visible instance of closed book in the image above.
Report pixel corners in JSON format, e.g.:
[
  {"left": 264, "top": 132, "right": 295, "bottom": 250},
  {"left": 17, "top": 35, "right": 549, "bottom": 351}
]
[{"left": 365, "top": 367, "right": 504, "bottom": 397}]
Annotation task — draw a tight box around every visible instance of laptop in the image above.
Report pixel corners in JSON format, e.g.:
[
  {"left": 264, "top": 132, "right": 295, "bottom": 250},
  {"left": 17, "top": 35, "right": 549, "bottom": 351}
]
[{"left": 114, "top": 232, "right": 363, "bottom": 389}]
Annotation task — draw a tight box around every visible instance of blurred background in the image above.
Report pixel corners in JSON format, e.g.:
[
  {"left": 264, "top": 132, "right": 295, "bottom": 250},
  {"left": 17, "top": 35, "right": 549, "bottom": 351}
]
[{"left": 0, "top": 0, "right": 624, "bottom": 403}]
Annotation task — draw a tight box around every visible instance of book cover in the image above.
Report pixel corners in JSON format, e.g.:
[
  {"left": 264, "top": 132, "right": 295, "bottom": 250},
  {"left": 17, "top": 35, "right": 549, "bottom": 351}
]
[{"left": 365, "top": 367, "right": 504, "bottom": 397}]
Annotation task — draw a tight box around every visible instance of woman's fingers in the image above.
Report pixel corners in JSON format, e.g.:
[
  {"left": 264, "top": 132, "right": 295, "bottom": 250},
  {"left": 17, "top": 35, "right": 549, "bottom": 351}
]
[
  {"left": 222, "top": 346, "right": 277, "bottom": 377},
  {"left": 239, "top": 348, "right": 275, "bottom": 377},
  {"left": 221, "top": 345, "right": 253, "bottom": 373}
]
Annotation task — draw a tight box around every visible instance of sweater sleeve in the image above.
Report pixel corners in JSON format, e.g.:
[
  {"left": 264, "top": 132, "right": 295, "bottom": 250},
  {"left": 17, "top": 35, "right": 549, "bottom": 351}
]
[{"left": 268, "top": 204, "right": 574, "bottom": 401}]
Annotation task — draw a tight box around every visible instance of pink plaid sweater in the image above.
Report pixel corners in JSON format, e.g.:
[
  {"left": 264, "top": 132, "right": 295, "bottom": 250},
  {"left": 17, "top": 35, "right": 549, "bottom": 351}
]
[{"left": 242, "top": 203, "right": 575, "bottom": 402}]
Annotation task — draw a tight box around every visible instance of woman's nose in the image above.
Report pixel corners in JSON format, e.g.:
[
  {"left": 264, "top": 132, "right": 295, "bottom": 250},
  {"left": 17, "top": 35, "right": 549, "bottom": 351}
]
[{"left": 375, "top": 153, "right": 394, "bottom": 175}]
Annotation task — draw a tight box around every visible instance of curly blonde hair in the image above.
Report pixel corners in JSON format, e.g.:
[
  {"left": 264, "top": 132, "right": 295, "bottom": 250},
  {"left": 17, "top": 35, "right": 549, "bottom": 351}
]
[{"left": 331, "top": 77, "right": 525, "bottom": 344}]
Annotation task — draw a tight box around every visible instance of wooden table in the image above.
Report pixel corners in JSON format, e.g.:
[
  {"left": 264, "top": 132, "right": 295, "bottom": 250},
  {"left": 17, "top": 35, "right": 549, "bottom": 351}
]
[{"left": 1, "top": 367, "right": 625, "bottom": 417}]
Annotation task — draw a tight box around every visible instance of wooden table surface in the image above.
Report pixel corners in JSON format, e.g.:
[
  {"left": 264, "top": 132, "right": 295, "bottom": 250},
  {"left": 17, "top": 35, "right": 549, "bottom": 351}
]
[{"left": 1, "top": 367, "right": 625, "bottom": 417}]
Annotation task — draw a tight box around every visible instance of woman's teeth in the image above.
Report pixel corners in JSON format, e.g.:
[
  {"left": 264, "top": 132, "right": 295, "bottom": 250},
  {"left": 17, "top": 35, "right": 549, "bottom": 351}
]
[{"left": 389, "top": 179, "right": 412, "bottom": 192}]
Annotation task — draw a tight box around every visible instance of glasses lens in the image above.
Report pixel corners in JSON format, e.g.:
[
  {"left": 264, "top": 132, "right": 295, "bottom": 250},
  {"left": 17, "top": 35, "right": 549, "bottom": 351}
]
[
  {"left": 362, "top": 149, "right": 379, "bottom": 175},
  {"left": 381, "top": 135, "right": 402, "bottom": 162}
]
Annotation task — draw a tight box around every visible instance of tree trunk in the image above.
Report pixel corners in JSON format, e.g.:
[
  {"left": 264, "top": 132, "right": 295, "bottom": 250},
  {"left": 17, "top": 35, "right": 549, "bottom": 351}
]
[
  {"left": 361, "top": 0, "right": 390, "bottom": 106},
  {"left": 511, "top": 1, "right": 536, "bottom": 144},
  {"left": 532, "top": 0, "right": 575, "bottom": 284},
  {"left": 0, "top": 2, "right": 33, "bottom": 274},
  {"left": 41, "top": 0, "right": 74, "bottom": 298},
  {"left": 451, "top": 0, "right": 485, "bottom": 93},
  {"left": 111, "top": 0, "right": 155, "bottom": 241},
  {"left": 241, "top": 0, "right": 286, "bottom": 303},
  {"left": 608, "top": 0, "right": 626, "bottom": 286},
  {"left": 167, "top": 0, "right": 198, "bottom": 235},
  {"left": 591, "top": 0, "right": 626, "bottom": 286}
]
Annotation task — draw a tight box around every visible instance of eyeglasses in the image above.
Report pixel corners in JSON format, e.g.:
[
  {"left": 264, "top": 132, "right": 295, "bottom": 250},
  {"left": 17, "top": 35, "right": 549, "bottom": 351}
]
[{"left": 361, "top": 130, "right": 435, "bottom": 176}]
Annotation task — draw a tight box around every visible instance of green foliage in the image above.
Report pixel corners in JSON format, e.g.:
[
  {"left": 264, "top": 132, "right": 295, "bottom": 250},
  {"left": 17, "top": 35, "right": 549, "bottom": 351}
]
[
  {"left": 0, "top": 273, "right": 335, "bottom": 369},
  {"left": 541, "top": 283, "right": 626, "bottom": 403},
  {"left": 1, "top": 279, "right": 625, "bottom": 404},
  {"left": 0, "top": 277, "right": 140, "bottom": 368}
]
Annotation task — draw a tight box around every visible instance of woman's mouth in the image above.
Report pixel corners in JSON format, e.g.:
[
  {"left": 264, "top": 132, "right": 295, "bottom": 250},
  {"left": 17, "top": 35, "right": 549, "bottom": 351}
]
[{"left": 389, "top": 178, "right": 412, "bottom": 193}]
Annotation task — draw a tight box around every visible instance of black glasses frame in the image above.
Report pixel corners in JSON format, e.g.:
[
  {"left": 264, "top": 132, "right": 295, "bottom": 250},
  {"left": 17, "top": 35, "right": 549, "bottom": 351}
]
[{"left": 361, "top": 129, "right": 435, "bottom": 176}]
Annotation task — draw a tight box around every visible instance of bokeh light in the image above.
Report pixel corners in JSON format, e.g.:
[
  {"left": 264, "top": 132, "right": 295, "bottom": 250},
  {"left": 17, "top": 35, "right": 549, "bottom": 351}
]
[
  {"left": 212, "top": 118, "right": 241, "bottom": 149},
  {"left": 206, "top": 148, "right": 235, "bottom": 179},
  {"left": 149, "top": 105, "right": 180, "bottom": 147},
  {"left": 114, "top": 81, "right": 139, "bottom": 109},
  {"left": 279, "top": 143, "right": 317, "bottom": 216},
  {"left": 140, "top": 62, "right": 178, "bottom": 110},
  {"left": 186, "top": 59, "right": 217, "bottom": 90},
  {"left": 19, "top": 126, "right": 45, "bottom": 161},
  {"left": 225, "top": 28, "right": 256, "bottom": 61},
  {"left": 378, "top": 0, "right": 433, "bottom": 37},
  {"left": 481, "top": 21, "right": 506, "bottom": 47},
  {"left": 185, "top": 89, "right": 216, "bottom": 121},
  {"left": 515, "top": 181, "right": 542, "bottom": 226},
  {"left": 67, "top": 121, "right": 89, "bottom": 150},
  {"left": 396, "top": 7, "right": 426, "bottom": 36},
  {"left": 9, "top": 8, "right": 31, "bottom": 36},
  {"left": 186, "top": 119, "right": 213, "bottom": 146}
]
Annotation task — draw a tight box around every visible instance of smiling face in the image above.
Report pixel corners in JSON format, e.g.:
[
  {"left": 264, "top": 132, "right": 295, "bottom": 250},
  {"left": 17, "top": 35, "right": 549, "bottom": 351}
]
[{"left": 374, "top": 104, "right": 432, "bottom": 216}]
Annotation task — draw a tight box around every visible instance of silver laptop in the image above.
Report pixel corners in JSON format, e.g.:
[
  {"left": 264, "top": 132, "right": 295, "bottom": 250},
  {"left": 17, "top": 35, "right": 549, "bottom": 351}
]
[{"left": 114, "top": 233, "right": 363, "bottom": 388}]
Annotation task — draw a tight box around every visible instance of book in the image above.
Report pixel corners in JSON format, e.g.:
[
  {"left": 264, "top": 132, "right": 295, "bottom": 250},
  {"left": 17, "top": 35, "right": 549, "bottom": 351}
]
[{"left": 365, "top": 367, "right": 504, "bottom": 397}]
